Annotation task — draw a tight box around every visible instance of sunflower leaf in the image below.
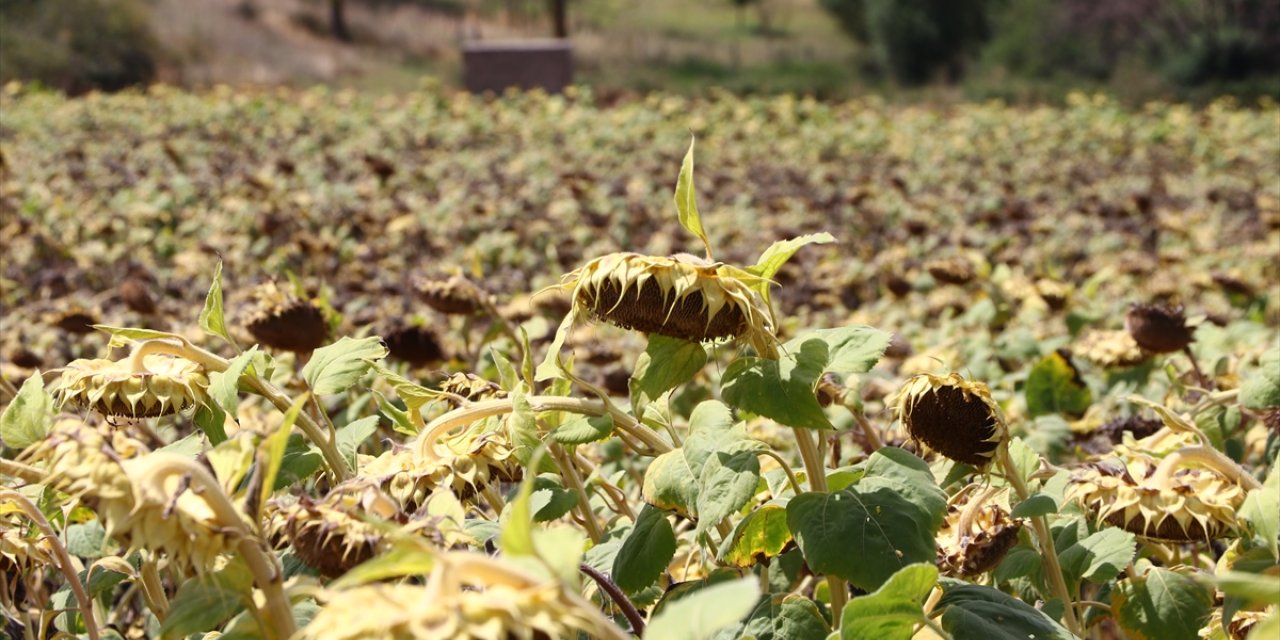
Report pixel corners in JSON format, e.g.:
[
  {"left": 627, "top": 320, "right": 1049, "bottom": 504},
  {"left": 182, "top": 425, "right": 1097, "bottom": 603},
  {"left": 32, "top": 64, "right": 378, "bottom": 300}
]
[{"left": 674, "top": 136, "right": 713, "bottom": 259}]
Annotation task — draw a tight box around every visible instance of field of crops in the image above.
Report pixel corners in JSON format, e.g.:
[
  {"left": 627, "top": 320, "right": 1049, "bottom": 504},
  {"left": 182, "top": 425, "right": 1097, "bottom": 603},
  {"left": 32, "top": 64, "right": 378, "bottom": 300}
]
[{"left": 1, "top": 85, "right": 1277, "bottom": 640}]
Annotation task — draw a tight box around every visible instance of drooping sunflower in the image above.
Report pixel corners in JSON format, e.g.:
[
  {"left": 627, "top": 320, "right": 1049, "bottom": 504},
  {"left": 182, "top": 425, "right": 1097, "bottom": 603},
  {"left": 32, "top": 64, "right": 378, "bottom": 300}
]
[
  {"left": 891, "top": 373, "right": 1007, "bottom": 467},
  {"left": 936, "top": 487, "right": 1023, "bottom": 577},
  {"left": 55, "top": 354, "right": 210, "bottom": 418},
  {"left": 1066, "top": 453, "right": 1245, "bottom": 543},
  {"left": 558, "top": 252, "right": 775, "bottom": 353},
  {"left": 245, "top": 280, "right": 329, "bottom": 352}
]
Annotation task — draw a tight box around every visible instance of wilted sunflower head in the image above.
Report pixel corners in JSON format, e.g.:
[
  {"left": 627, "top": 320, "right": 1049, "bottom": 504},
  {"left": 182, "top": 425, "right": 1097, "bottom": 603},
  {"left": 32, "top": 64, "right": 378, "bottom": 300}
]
[
  {"left": 937, "top": 487, "right": 1023, "bottom": 577},
  {"left": 1199, "top": 606, "right": 1276, "bottom": 640},
  {"left": 891, "top": 373, "right": 1007, "bottom": 467},
  {"left": 925, "top": 257, "right": 977, "bottom": 286},
  {"left": 275, "top": 484, "right": 401, "bottom": 578},
  {"left": 55, "top": 355, "right": 210, "bottom": 418},
  {"left": 560, "top": 252, "right": 775, "bottom": 351},
  {"left": 1066, "top": 454, "right": 1245, "bottom": 543},
  {"left": 416, "top": 274, "right": 488, "bottom": 316},
  {"left": 298, "top": 553, "right": 626, "bottom": 640},
  {"left": 364, "top": 431, "right": 521, "bottom": 509},
  {"left": 1125, "top": 302, "right": 1194, "bottom": 354},
  {"left": 1074, "top": 329, "right": 1152, "bottom": 369},
  {"left": 438, "top": 372, "right": 506, "bottom": 405},
  {"left": 383, "top": 323, "right": 447, "bottom": 367},
  {"left": 245, "top": 281, "right": 329, "bottom": 352}
]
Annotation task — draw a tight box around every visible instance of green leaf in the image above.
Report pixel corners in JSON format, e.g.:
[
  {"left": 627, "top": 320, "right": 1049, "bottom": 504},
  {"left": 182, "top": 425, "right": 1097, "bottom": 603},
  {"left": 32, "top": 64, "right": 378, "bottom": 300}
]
[
  {"left": 535, "top": 313, "right": 576, "bottom": 382},
  {"left": 65, "top": 520, "right": 106, "bottom": 559},
  {"left": 93, "top": 324, "right": 181, "bottom": 349},
  {"left": 302, "top": 336, "right": 388, "bottom": 395},
  {"left": 646, "top": 577, "right": 761, "bottom": 640},
  {"left": 501, "top": 447, "right": 546, "bottom": 557},
  {"left": 336, "top": 415, "right": 379, "bottom": 470},
  {"left": 748, "top": 233, "right": 837, "bottom": 283},
  {"left": 631, "top": 334, "right": 708, "bottom": 410},
  {"left": 1240, "top": 463, "right": 1280, "bottom": 560},
  {"left": 192, "top": 403, "right": 228, "bottom": 445},
  {"left": 1058, "top": 527, "right": 1137, "bottom": 590},
  {"left": 532, "top": 525, "right": 587, "bottom": 585},
  {"left": 695, "top": 450, "right": 761, "bottom": 537},
  {"left": 937, "top": 580, "right": 1073, "bottom": 640},
  {"left": 783, "top": 325, "right": 892, "bottom": 377},
  {"left": 719, "top": 502, "right": 794, "bottom": 568},
  {"left": 722, "top": 348, "right": 831, "bottom": 430},
  {"left": 1216, "top": 571, "right": 1280, "bottom": 608},
  {"left": 1112, "top": 568, "right": 1213, "bottom": 640},
  {"left": 550, "top": 414, "right": 614, "bottom": 445},
  {"left": 1025, "top": 350, "right": 1093, "bottom": 418},
  {"left": 721, "top": 594, "right": 831, "bottom": 640},
  {"left": 197, "top": 260, "right": 233, "bottom": 345},
  {"left": 261, "top": 394, "right": 306, "bottom": 502},
  {"left": 786, "top": 450, "right": 944, "bottom": 592},
  {"left": 838, "top": 563, "right": 938, "bottom": 640},
  {"left": 612, "top": 505, "right": 677, "bottom": 594},
  {"left": 1241, "top": 342, "right": 1280, "bottom": 410},
  {"left": 1011, "top": 493, "right": 1059, "bottom": 518},
  {"left": 329, "top": 540, "right": 437, "bottom": 589},
  {"left": 643, "top": 400, "right": 763, "bottom": 516},
  {"left": 160, "top": 558, "right": 252, "bottom": 639},
  {"left": 1, "top": 372, "right": 51, "bottom": 450},
  {"left": 674, "top": 136, "right": 711, "bottom": 258},
  {"left": 208, "top": 346, "right": 260, "bottom": 416},
  {"left": 527, "top": 474, "right": 580, "bottom": 523}
]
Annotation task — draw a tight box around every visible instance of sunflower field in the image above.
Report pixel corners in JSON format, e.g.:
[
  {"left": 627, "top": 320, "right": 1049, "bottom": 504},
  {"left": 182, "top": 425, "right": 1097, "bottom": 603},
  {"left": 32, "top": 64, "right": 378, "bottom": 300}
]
[{"left": 0, "top": 84, "right": 1278, "bottom": 640}]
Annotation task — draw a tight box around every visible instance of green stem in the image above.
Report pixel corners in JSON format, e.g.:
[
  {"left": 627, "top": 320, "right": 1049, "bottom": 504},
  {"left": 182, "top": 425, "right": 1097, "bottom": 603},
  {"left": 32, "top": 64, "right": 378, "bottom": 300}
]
[
  {"left": 1, "top": 490, "right": 102, "bottom": 640},
  {"left": 550, "top": 443, "right": 603, "bottom": 543},
  {"left": 414, "top": 395, "right": 671, "bottom": 460},
  {"left": 757, "top": 450, "right": 803, "bottom": 496},
  {"left": 997, "top": 443, "right": 1082, "bottom": 636}
]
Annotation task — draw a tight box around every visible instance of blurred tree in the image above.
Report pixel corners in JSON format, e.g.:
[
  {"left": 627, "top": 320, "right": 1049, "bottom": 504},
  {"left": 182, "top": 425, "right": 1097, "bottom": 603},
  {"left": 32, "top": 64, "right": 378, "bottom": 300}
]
[
  {"left": 549, "top": 0, "right": 567, "bottom": 37},
  {"left": 0, "top": 0, "right": 161, "bottom": 93},
  {"left": 331, "top": 0, "right": 352, "bottom": 41},
  {"left": 820, "top": 0, "right": 991, "bottom": 84}
]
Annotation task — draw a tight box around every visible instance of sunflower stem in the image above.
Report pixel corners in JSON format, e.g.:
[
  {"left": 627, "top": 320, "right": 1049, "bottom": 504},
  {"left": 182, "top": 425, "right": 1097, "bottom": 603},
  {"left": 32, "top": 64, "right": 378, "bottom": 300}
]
[
  {"left": 580, "top": 563, "right": 646, "bottom": 636},
  {"left": 0, "top": 458, "right": 44, "bottom": 485},
  {"left": 997, "top": 443, "right": 1082, "bottom": 636},
  {"left": 0, "top": 489, "right": 102, "bottom": 640},
  {"left": 550, "top": 442, "right": 603, "bottom": 543},
  {"left": 132, "top": 455, "right": 296, "bottom": 640},
  {"left": 1151, "top": 446, "right": 1262, "bottom": 491}
]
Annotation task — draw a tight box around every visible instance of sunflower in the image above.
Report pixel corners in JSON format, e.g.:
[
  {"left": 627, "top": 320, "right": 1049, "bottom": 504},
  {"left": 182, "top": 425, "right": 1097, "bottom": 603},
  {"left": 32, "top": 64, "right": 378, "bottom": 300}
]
[{"left": 891, "top": 373, "right": 1007, "bottom": 467}]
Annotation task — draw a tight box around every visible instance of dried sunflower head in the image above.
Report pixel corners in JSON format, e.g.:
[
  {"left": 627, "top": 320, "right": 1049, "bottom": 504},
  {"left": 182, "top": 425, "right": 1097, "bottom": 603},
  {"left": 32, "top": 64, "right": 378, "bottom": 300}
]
[
  {"left": 925, "top": 257, "right": 977, "bottom": 285},
  {"left": 1125, "top": 302, "right": 1194, "bottom": 354},
  {"left": 1066, "top": 454, "right": 1245, "bottom": 542},
  {"left": 363, "top": 431, "right": 521, "bottom": 509},
  {"left": 560, "top": 252, "right": 775, "bottom": 352},
  {"left": 245, "top": 281, "right": 329, "bottom": 352},
  {"left": 28, "top": 422, "right": 236, "bottom": 571},
  {"left": 937, "top": 487, "right": 1023, "bottom": 577},
  {"left": 383, "top": 324, "right": 447, "bottom": 367},
  {"left": 1199, "top": 605, "right": 1275, "bottom": 640},
  {"left": 274, "top": 484, "right": 401, "bottom": 578},
  {"left": 1074, "top": 329, "right": 1152, "bottom": 369},
  {"left": 891, "top": 373, "right": 1007, "bottom": 467},
  {"left": 298, "top": 555, "right": 626, "bottom": 640},
  {"left": 55, "top": 354, "right": 211, "bottom": 418},
  {"left": 439, "top": 372, "right": 506, "bottom": 404},
  {"left": 416, "top": 274, "right": 488, "bottom": 316}
]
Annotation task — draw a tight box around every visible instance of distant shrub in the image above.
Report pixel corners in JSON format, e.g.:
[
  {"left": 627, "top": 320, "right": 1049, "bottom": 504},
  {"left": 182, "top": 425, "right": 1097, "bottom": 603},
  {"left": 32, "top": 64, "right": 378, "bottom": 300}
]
[{"left": 0, "top": 0, "right": 162, "bottom": 93}]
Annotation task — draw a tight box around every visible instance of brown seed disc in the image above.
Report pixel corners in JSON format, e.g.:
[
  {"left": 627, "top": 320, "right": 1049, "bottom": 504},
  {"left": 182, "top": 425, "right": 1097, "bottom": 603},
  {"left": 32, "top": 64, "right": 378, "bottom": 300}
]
[
  {"left": 384, "top": 326, "right": 446, "bottom": 366},
  {"left": 119, "top": 278, "right": 157, "bottom": 314},
  {"left": 955, "top": 523, "right": 1021, "bottom": 576},
  {"left": 247, "top": 303, "right": 329, "bottom": 353},
  {"left": 286, "top": 517, "right": 377, "bottom": 579},
  {"left": 54, "top": 312, "right": 98, "bottom": 334},
  {"left": 1125, "top": 303, "right": 1193, "bottom": 354},
  {"left": 1103, "top": 510, "right": 1216, "bottom": 543},
  {"left": 582, "top": 277, "right": 747, "bottom": 342},
  {"left": 903, "top": 385, "right": 1000, "bottom": 466}
]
